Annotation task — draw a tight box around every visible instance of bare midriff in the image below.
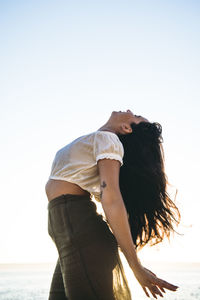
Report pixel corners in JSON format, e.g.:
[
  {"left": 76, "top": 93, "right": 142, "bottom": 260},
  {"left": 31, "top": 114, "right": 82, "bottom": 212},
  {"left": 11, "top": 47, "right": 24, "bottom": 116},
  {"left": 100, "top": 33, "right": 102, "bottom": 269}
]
[{"left": 45, "top": 179, "right": 90, "bottom": 202}]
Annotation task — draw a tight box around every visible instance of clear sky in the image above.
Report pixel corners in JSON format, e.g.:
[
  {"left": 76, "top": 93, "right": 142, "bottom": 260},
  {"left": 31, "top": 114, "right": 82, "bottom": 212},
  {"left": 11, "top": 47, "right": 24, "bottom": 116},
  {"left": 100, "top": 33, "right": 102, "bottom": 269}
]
[{"left": 0, "top": 0, "right": 200, "bottom": 263}]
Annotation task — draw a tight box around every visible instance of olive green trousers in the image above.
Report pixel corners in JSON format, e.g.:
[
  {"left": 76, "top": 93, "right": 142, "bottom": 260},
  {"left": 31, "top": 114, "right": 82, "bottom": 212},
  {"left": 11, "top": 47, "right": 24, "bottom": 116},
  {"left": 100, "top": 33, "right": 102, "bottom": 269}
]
[{"left": 48, "top": 194, "right": 132, "bottom": 300}]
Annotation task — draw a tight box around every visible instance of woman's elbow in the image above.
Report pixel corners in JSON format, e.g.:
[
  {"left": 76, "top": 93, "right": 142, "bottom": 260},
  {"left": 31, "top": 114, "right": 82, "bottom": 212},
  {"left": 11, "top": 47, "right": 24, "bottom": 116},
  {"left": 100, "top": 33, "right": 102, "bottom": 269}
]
[{"left": 100, "top": 189, "right": 123, "bottom": 205}]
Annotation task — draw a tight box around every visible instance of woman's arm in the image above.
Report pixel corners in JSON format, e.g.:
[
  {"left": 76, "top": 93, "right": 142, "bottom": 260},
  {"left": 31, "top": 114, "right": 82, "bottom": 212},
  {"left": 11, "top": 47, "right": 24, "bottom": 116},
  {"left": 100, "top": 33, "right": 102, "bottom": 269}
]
[
  {"left": 98, "top": 159, "right": 141, "bottom": 270},
  {"left": 97, "top": 159, "right": 179, "bottom": 299}
]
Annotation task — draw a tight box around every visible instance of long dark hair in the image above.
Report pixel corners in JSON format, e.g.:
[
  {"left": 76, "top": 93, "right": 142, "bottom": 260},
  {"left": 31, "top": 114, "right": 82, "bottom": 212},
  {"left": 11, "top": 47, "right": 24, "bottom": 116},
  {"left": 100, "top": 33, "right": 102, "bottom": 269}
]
[{"left": 118, "top": 122, "right": 180, "bottom": 249}]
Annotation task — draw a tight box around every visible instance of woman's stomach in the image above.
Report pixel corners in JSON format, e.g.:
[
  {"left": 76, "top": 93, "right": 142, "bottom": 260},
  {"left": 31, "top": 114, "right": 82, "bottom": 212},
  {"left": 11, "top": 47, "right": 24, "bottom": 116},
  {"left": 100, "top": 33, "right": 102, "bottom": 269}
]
[{"left": 45, "top": 178, "right": 90, "bottom": 201}]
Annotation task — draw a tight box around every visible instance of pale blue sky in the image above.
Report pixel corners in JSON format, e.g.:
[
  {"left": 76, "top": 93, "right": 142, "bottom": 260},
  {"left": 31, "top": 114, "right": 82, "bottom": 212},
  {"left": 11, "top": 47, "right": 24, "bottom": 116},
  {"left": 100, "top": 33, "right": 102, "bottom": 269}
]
[{"left": 0, "top": 0, "right": 200, "bottom": 263}]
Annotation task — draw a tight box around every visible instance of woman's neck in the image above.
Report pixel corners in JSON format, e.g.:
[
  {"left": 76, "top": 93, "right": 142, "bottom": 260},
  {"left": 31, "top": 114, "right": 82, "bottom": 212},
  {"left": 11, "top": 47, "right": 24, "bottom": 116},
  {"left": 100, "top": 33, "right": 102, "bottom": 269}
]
[{"left": 98, "top": 123, "right": 117, "bottom": 134}]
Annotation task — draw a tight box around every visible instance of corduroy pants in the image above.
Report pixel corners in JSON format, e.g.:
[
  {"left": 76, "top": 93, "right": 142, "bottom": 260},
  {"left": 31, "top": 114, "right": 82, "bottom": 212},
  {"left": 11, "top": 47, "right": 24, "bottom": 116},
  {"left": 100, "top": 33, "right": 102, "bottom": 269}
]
[{"left": 48, "top": 194, "right": 132, "bottom": 300}]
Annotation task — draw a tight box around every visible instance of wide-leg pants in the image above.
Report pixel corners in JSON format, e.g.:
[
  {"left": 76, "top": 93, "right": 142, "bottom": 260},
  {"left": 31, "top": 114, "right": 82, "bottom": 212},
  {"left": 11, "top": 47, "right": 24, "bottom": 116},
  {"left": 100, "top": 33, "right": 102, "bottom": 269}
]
[{"left": 48, "top": 194, "right": 132, "bottom": 300}]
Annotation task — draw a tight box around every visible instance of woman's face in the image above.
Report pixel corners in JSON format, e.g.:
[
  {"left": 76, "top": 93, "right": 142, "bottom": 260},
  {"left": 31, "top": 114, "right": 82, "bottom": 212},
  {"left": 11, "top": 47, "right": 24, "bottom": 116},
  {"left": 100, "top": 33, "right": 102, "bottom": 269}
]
[{"left": 111, "top": 109, "right": 149, "bottom": 125}]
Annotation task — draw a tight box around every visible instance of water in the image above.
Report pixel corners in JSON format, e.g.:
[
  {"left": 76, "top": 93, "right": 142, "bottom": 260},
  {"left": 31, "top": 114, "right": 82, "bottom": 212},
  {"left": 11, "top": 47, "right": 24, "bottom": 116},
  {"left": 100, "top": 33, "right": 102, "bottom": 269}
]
[
  {"left": 0, "top": 262, "right": 200, "bottom": 300},
  {"left": 0, "top": 264, "right": 54, "bottom": 300}
]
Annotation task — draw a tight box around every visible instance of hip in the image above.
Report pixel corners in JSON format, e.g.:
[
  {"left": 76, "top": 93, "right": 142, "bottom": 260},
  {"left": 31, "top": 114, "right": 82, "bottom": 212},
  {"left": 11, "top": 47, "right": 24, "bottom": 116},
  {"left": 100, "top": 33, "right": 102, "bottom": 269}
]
[{"left": 48, "top": 193, "right": 118, "bottom": 252}]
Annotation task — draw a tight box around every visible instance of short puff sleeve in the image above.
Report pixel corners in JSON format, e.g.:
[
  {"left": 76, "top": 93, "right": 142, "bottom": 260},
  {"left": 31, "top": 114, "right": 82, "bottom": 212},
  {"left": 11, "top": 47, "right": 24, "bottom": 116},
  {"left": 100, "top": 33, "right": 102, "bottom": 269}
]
[{"left": 94, "top": 131, "right": 124, "bottom": 166}]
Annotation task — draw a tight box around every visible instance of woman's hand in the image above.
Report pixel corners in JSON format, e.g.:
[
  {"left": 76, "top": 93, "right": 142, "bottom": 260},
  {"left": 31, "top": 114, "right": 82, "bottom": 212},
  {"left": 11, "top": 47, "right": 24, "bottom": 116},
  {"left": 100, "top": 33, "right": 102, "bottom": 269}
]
[{"left": 132, "top": 264, "right": 179, "bottom": 299}]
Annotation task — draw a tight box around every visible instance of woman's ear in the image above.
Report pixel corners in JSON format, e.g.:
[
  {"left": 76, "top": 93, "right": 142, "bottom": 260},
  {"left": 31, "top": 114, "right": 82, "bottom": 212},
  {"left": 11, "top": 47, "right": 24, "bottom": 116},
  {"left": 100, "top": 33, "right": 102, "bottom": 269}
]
[{"left": 120, "top": 123, "right": 133, "bottom": 134}]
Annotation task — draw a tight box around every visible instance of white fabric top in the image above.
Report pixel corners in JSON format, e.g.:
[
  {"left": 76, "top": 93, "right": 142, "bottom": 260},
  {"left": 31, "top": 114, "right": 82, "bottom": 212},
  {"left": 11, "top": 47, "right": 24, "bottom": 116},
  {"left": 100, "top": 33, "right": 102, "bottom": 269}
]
[{"left": 49, "top": 130, "right": 124, "bottom": 200}]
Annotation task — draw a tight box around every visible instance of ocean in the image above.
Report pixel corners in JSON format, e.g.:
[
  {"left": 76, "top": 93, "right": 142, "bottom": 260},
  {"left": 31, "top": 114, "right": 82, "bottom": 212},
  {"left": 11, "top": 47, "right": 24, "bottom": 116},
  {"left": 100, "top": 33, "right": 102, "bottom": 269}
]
[{"left": 0, "top": 262, "right": 200, "bottom": 300}]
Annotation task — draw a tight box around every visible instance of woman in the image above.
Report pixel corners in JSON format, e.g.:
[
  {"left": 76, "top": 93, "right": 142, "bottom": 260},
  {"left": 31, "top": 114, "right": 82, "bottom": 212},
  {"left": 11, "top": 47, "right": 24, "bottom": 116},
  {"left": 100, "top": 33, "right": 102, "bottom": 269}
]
[{"left": 45, "top": 110, "right": 180, "bottom": 300}]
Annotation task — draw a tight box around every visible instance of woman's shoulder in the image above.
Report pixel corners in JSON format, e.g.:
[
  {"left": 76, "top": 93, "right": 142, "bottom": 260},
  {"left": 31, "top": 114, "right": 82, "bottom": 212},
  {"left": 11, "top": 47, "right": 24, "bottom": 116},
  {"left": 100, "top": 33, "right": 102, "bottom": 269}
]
[
  {"left": 68, "top": 131, "right": 123, "bottom": 155},
  {"left": 93, "top": 131, "right": 124, "bottom": 164},
  {"left": 93, "top": 130, "right": 123, "bottom": 146}
]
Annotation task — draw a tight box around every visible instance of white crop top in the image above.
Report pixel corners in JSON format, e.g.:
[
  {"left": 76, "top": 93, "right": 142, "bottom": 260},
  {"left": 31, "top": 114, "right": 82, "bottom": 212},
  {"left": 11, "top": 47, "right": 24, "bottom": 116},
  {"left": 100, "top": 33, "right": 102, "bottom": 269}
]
[{"left": 48, "top": 130, "right": 124, "bottom": 200}]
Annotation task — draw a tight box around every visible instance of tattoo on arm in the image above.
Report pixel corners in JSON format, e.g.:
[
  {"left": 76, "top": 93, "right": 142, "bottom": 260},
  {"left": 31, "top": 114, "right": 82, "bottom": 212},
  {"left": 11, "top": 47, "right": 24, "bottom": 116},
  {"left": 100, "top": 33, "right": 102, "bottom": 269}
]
[
  {"left": 101, "top": 181, "right": 107, "bottom": 189},
  {"left": 100, "top": 181, "right": 107, "bottom": 199}
]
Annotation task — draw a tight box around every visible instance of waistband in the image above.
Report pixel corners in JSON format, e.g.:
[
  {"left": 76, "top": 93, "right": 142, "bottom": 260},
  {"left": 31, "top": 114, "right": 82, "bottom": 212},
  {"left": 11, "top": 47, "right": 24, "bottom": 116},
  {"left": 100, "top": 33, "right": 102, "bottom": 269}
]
[{"left": 48, "top": 193, "right": 91, "bottom": 210}]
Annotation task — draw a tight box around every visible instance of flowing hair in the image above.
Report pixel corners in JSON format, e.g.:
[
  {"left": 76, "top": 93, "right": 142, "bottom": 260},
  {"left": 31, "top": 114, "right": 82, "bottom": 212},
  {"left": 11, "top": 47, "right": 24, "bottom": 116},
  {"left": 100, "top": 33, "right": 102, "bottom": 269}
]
[{"left": 118, "top": 122, "right": 180, "bottom": 249}]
